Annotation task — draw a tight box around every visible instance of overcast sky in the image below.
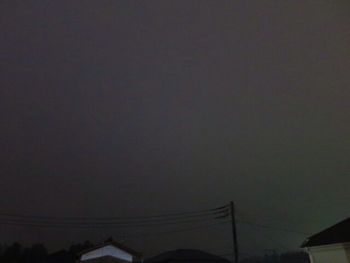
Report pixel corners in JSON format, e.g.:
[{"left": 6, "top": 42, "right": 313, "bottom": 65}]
[{"left": 0, "top": 0, "right": 349, "bottom": 258}]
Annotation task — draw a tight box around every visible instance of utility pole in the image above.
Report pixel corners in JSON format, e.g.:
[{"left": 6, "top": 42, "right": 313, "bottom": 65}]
[{"left": 230, "top": 201, "right": 239, "bottom": 263}]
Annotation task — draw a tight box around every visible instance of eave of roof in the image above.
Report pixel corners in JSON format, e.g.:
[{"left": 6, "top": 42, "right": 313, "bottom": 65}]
[
  {"left": 79, "top": 241, "right": 142, "bottom": 257},
  {"left": 81, "top": 255, "right": 132, "bottom": 263},
  {"left": 301, "top": 217, "right": 350, "bottom": 248}
]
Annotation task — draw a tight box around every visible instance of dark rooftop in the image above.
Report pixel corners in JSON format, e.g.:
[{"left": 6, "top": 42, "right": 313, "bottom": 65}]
[
  {"left": 301, "top": 217, "right": 350, "bottom": 248},
  {"left": 145, "top": 249, "right": 230, "bottom": 263}
]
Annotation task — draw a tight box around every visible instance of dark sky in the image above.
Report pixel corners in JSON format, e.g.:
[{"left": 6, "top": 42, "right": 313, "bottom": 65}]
[{"left": 0, "top": 0, "right": 349, "bottom": 259}]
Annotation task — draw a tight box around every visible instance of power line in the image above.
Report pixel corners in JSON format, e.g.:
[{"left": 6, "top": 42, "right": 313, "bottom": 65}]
[
  {"left": 235, "top": 209, "right": 307, "bottom": 226},
  {"left": 0, "top": 210, "right": 228, "bottom": 224},
  {"left": 0, "top": 216, "right": 229, "bottom": 229},
  {"left": 0, "top": 202, "right": 308, "bottom": 238},
  {"left": 235, "top": 209, "right": 310, "bottom": 236},
  {"left": 0, "top": 205, "right": 229, "bottom": 221},
  {"left": 236, "top": 218, "right": 310, "bottom": 236},
  {"left": 0, "top": 205, "right": 229, "bottom": 229},
  {"left": 119, "top": 220, "right": 231, "bottom": 239}
]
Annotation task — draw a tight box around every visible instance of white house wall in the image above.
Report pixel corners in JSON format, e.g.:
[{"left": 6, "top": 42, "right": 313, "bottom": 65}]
[
  {"left": 81, "top": 245, "right": 134, "bottom": 262},
  {"left": 308, "top": 243, "right": 350, "bottom": 263}
]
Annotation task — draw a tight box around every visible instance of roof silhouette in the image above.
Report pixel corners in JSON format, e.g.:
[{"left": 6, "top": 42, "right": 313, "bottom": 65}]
[
  {"left": 79, "top": 238, "right": 142, "bottom": 258},
  {"left": 301, "top": 217, "right": 350, "bottom": 247},
  {"left": 145, "top": 249, "right": 230, "bottom": 263}
]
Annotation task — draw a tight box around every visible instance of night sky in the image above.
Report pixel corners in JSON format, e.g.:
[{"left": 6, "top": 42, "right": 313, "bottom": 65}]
[{"left": 1, "top": 0, "right": 349, "bottom": 259}]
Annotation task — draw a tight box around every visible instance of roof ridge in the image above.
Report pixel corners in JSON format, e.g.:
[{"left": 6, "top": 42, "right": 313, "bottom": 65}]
[{"left": 79, "top": 239, "right": 142, "bottom": 257}]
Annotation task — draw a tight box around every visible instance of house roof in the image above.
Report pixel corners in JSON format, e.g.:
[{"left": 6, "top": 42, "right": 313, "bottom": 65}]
[
  {"left": 79, "top": 239, "right": 142, "bottom": 258},
  {"left": 81, "top": 255, "right": 131, "bottom": 263},
  {"left": 301, "top": 217, "right": 350, "bottom": 248},
  {"left": 145, "top": 249, "right": 230, "bottom": 263}
]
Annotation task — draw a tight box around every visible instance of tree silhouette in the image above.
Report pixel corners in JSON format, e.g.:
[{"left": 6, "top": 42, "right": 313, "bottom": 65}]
[
  {"left": 2, "top": 242, "right": 22, "bottom": 262},
  {"left": 20, "top": 244, "right": 47, "bottom": 263}
]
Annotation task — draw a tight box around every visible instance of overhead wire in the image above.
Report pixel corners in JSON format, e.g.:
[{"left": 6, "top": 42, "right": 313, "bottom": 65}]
[
  {"left": 235, "top": 208, "right": 311, "bottom": 236},
  {"left": 0, "top": 205, "right": 230, "bottom": 229},
  {"left": 119, "top": 220, "right": 231, "bottom": 239},
  {"left": 0, "top": 216, "right": 229, "bottom": 229},
  {"left": 236, "top": 218, "right": 310, "bottom": 236},
  {"left": 0, "top": 205, "right": 229, "bottom": 221}
]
